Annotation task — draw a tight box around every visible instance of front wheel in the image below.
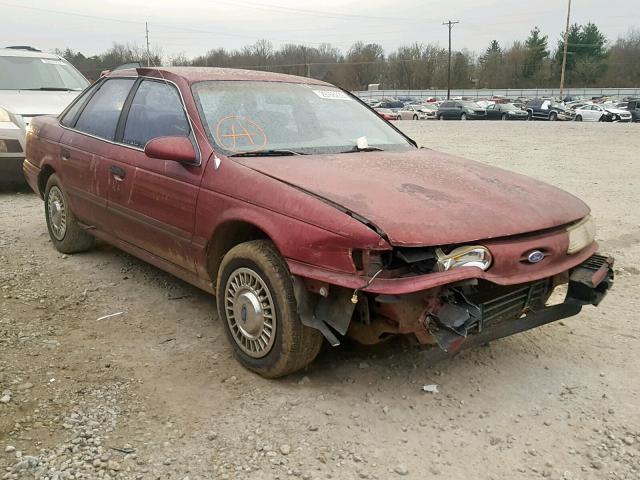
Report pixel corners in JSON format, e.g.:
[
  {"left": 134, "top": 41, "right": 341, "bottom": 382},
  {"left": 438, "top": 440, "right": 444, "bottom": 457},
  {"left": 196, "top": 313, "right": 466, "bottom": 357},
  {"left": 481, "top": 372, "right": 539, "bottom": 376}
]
[
  {"left": 217, "top": 240, "right": 323, "bottom": 378},
  {"left": 549, "top": 111, "right": 557, "bottom": 121},
  {"left": 575, "top": 115, "right": 582, "bottom": 122},
  {"left": 501, "top": 113, "right": 508, "bottom": 120},
  {"left": 460, "top": 113, "right": 467, "bottom": 120},
  {"left": 438, "top": 114, "right": 444, "bottom": 120},
  {"left": 44, "top": 174, "right": 95, "bottom": 254},
  {"left": 413, "top": 114, "right": 418, "bottom": 120}
]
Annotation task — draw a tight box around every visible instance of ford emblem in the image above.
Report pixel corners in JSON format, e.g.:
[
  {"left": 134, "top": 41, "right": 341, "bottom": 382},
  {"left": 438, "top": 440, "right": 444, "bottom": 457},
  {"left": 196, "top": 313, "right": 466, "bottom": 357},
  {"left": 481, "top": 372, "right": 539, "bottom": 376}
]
[{"left": 527, "top": 250, "right": 545, "bottom": 263}]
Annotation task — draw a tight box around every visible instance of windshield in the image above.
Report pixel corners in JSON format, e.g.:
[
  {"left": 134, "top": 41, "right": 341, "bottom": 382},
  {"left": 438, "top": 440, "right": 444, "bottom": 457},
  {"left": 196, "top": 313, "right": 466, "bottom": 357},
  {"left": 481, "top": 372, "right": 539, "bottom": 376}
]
[
  {"left": 461, "top": 101, "right": 481, "bottom": 108},
  {"left": 503, "top": 103, "right": 520, "bottom": 110},
  {"left": 0, "top": 56, "right": 88, "bottom": 90},
  {"left": 191, "top": 81, "right": 414, "bottom": 155}
]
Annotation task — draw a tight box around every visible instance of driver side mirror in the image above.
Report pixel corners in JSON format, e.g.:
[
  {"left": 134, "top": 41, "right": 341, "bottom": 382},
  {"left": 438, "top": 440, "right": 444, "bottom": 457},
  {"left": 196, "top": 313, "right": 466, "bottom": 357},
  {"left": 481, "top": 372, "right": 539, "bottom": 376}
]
[{"left": 144, "top": 136, "right": 196, "bottom": 164}]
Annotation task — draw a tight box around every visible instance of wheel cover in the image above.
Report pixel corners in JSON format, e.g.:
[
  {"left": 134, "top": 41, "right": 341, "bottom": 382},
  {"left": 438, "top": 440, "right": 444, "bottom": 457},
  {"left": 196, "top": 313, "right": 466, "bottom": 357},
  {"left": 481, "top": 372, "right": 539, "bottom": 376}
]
[
  {"left": 47, "top": 186, "right": 67, "bottom": 241},
  {"left": 225, "top": 267, "right": 276, "bottom": 358}
]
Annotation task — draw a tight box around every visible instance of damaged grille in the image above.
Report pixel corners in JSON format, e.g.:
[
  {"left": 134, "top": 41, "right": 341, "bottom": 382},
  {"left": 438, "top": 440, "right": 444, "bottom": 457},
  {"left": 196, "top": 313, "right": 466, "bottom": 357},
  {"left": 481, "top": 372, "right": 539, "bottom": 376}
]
[{"left": 478, "top": 280, "right": 548, "bottom": 327}]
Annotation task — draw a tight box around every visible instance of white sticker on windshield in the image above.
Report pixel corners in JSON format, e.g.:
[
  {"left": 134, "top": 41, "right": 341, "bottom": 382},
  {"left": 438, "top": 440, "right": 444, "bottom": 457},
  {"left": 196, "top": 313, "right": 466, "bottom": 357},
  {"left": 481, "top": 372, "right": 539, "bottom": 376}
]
[
  {"left": 312, "top": 90, "right": 351, "bottom": 100},
  {"left": 41, "top": 59, "right": 66, "bottom": 65}
]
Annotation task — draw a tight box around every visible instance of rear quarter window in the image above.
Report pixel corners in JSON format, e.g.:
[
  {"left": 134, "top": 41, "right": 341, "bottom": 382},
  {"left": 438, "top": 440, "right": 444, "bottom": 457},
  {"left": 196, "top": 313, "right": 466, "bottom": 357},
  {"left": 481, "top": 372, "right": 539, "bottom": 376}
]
[{"left": 60, "top": 82, "right": 100, "bottom": 127}]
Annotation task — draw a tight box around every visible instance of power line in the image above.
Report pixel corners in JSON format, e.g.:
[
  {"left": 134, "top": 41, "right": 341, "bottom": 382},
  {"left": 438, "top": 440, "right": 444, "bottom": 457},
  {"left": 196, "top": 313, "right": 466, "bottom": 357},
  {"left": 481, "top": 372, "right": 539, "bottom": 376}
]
[{"left": 213, "top": 0, "right": 419, "bottom": 22}]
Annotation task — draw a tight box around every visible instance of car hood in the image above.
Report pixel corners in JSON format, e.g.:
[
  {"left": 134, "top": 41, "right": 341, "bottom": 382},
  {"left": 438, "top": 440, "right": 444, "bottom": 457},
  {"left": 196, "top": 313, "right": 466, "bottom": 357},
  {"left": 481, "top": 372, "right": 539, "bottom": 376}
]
[
  {"left": 0, "top": 90, "right": 81, "bottom": 116},
  {"left": 605, "top": 107, "right": 629, "bottom": 114},
  {"left": 234, "top": 149, "right": 590, "bottom": 246}
]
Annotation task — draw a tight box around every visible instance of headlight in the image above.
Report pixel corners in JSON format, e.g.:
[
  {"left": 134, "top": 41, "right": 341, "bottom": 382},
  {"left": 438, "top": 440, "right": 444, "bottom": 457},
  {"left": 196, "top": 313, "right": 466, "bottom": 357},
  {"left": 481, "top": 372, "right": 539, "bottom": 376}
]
[
  {"left": 508, "top": 111, "right": 516, "bottom": 114},
  {"left": 435, "top": 245, "right": 492, "bottom": 272},
  {"left": 0, "top": 107, "right": 12, "bottom": 123},
  {"left": 566, "top": 215, "right": 596, "bottom": 254}
]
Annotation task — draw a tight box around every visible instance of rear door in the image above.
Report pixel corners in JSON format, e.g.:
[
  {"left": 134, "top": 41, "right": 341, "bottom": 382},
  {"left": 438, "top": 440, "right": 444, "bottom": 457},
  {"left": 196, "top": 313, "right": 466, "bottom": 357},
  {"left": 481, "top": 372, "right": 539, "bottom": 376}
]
[
  {"left": 58, "top": 78, "right": 135, "bottom": 229},
  {"left": 440, "top": 101, "right": 453, "bottom": 118},
  {"left": 106, "top": 78, "right": 204, "bottom": 272}
]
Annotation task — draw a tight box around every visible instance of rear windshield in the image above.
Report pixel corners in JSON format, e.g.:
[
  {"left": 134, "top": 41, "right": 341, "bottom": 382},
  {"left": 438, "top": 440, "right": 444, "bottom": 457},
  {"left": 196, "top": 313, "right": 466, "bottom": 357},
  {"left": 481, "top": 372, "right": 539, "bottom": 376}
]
[
  {"left": 0, "top": 56, "right": 88, "bottom": 90},
  {"left": 192, "top": 81, "right": 414, "bottom": 155}
]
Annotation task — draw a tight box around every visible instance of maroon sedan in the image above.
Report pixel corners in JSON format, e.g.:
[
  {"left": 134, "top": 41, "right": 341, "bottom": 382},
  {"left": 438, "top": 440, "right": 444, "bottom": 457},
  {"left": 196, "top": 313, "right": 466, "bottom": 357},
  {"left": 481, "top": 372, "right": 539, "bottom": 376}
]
[{"left": 23, "top": 67, "right": 614, "bottom": 377}]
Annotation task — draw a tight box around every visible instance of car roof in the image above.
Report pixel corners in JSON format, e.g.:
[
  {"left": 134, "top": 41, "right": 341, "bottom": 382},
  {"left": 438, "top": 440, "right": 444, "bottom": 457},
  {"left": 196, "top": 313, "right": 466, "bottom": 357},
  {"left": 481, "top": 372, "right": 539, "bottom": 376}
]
[
  {"left": 107, "top": 66, "right": 331, "bottom": 86},
  {"left": 0, "top": 47, "right": 61, "bottom": 59}
]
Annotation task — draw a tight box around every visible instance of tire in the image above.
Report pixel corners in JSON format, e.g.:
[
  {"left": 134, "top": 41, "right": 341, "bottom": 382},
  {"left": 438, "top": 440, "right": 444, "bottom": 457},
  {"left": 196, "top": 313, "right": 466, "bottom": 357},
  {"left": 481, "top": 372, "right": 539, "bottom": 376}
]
[
  {"left": 501, "top": 113, "right": 508, "bottom": 120},
  {"left": 549, "top": 111, "right": 557, "bottom": 121},
  {"left": 438, "top": 114, "right": 444, "bottom": 120},
  {"left": 460, "top": 113, "right": 467, "bottom": 120},
  {"left": 527, "top": 110, "right": 533, "bottom": 121},
  {"left": 44, "top": 174, "right": 95, "bottom": 254},
  {"left": 575, "top": 115, "right": 582, "bottom": 122},
  {"left": 216, "top": 240, "right": 323, "bottom": 378},
  {"left": 413, "top": 114, "right": 418, "bottom": 120}
]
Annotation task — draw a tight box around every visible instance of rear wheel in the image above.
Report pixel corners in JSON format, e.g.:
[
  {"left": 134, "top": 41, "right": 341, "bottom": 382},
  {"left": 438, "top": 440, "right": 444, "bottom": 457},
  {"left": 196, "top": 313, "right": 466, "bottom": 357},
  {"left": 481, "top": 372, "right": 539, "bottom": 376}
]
[
  {"left": 44, "top": 174, "right": 95, "bottom": 254},
  {"left": 527, "top": 110, "right": 533, "bottom": 121},
  {"left": 501, "top": 113, "right": 508, "bottom": 120},
  {"left": 460, "top": 113, "right": 467, "bottom": 120},
  {"left": 413, "top": 114, "right": 418, "bottom": 120},
  {"left": 216, "top": 240, "right": 323, "bottom": 378},
  {"left": 438, "top": 114, "right": 444, "bottom": 120}
]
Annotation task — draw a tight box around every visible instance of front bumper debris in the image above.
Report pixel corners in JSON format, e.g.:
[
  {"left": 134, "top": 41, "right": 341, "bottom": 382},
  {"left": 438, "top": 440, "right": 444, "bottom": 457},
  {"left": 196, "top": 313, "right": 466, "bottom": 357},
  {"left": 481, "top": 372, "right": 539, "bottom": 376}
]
[{"left": 428, "top": 253, "right": 614, "bottom": 354}]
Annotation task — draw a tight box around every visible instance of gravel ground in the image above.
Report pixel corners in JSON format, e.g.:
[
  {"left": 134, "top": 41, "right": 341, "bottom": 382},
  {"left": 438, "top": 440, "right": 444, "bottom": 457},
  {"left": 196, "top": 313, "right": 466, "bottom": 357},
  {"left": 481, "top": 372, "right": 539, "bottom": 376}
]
[{"left": 1, "top": 121, "right": 639, "bottom": 480}]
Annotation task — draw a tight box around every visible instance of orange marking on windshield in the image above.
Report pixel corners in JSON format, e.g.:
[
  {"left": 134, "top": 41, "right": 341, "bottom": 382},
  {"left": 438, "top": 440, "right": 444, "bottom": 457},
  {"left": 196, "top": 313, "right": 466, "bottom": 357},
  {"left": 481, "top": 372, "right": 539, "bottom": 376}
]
[{"left": 215, "top": 116, "right": 267, "bottom": 152}]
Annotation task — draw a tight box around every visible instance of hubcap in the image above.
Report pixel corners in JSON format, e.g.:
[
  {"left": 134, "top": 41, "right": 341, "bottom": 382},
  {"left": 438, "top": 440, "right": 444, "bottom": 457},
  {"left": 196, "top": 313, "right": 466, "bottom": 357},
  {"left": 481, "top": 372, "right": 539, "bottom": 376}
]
[
  {"left": 47, "top": 186, "right": 67, "bottom": 241},
  {"left": 225, "top": 268, "right": 276, "bottom": 358}
]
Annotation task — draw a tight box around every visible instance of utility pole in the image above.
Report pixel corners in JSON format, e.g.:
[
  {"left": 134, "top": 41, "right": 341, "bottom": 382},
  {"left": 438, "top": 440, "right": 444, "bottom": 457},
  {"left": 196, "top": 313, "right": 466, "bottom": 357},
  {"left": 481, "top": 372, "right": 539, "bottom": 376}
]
[
  {"left": 145, "top": 22, "right": 151, "bottom": 67},
  {"left": 559, "top": 0, "right": 572, "bottom": 99},
  {"left": 442, "top": 20, "right": 459, "bottom": 99}
]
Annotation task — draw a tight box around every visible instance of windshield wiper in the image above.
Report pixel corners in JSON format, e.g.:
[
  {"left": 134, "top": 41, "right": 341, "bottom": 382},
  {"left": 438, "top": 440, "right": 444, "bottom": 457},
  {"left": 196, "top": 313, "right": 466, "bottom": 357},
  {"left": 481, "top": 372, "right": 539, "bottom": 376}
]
[
  {"left": 229, "top": 149, "right": 307, "bottom": 157},
  {"left": 25, "top": 87, "right": 78, "bottom": 91},
  {"left": 339, "top": 145, "right": 385, "bottom": 153}
]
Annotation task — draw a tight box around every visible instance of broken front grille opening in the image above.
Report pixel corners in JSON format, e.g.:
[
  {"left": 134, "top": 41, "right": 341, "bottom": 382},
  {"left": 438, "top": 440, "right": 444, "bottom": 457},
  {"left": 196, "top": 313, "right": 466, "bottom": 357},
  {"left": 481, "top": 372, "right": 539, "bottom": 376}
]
[
  {"left": 349, "top": 278, "right": 552, "bottom": 347},
  {"left": 428, "top": 279, "right": 550, "bottom": 351}
]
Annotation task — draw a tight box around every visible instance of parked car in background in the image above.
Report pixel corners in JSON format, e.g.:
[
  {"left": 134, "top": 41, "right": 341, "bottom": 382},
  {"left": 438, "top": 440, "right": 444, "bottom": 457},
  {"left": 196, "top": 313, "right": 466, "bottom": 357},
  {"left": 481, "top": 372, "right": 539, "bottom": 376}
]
[
  {"left": 24, "top": 67, "right": 614, "bottom": 377},
  {"left": 437, "top": 100, "right": 486, "bottom": 120},
  {"left": 621, "top": 98, "right": 640, "bottom": 122},
  {"left": 372, "top": 100, "right": 404, "bottom": 115},
  {"left": 398, "top": 104, "right": 437, "bottom": 120},
  {"left": 573, "top": 104, "right": 632, "bottom": 122},
  {"left": 374, "top": 107, "right": 399, "bottom": 120},
  {"left": 0, "top": 46, "right": 88, "bottom": 186},
  {"left": 485, "top": 103, "right": 529, "bottom": 120},
  {"left": 525, "top": 99, "right": 575, "bottom": 121}
]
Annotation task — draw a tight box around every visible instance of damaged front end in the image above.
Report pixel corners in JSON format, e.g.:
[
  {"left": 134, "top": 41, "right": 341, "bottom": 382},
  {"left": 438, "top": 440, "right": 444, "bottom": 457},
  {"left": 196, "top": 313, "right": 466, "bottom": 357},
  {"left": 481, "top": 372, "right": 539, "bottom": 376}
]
[{"left": 293, "top": 253, "right": 614, "bottom": 355}]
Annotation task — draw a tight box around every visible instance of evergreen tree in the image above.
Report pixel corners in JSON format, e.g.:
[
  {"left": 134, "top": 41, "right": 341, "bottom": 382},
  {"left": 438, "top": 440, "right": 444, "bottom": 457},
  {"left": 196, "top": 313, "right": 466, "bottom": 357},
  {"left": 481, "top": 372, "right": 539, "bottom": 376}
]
[{"left": 523, "top": 27, "right": 549, "bottom": 79}]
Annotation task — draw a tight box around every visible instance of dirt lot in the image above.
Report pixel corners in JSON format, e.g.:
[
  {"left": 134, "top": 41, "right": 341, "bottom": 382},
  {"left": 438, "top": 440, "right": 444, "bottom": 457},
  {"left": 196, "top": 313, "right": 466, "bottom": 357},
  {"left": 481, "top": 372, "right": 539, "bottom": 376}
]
[{"left": 1, "top": 121, "right": 639, "bottom": 480}]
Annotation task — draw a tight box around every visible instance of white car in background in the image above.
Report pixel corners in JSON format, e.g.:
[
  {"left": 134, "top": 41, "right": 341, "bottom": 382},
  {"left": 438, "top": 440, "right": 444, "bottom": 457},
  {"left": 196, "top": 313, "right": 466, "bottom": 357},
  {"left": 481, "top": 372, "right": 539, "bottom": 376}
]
[
  {"left": 398, "top": 104, "right": 438, "bottom": 120},
  {"left": 0, "top": 46, "right": 88, "bottom": 186},
  {"left": 573, "top": 103, "right": 632, "bottom": 122}
]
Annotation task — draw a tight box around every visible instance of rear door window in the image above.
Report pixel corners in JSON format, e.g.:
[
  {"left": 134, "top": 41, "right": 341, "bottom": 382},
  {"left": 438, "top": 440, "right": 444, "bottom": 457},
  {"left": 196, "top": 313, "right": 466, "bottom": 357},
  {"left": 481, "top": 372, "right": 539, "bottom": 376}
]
[
  {"left": 122, "top": 80, "right": 190, "bottom": 148},
  {"left": 74, "top": 78, "right": 135, "bottom": 140}
]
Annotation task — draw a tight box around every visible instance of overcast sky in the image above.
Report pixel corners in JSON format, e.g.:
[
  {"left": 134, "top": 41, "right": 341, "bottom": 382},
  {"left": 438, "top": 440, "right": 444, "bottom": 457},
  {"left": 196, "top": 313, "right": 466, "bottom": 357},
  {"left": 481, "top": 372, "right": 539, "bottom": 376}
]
[{"left": 2, "top": 0, "right": 638, "bottom": 58}]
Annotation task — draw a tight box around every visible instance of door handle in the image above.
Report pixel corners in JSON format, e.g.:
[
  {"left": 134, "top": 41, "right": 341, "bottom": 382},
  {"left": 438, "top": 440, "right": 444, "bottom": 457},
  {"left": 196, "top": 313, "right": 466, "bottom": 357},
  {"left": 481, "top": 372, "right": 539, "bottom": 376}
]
[
  {"left": 110, "top": 165, "right": 126, "bottom": 180},
  {"left": 61, "top": 148, "right": 71, "bottom": 160}
]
